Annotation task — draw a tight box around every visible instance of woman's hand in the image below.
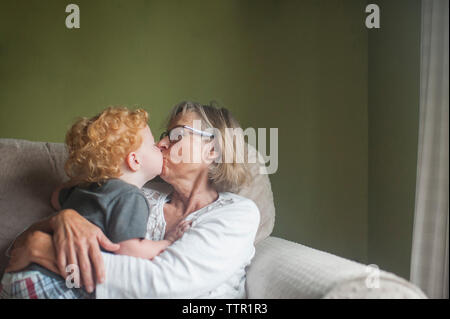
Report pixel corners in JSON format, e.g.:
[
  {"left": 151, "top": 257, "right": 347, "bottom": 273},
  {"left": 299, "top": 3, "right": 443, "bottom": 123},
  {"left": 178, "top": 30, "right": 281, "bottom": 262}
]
[
  {"left": 164, "top": 220, "right": 192, "bottom": 243},
  {"left": 49, "top": 209, "right": 120, "bottom": 293},
  {"left": 5, "top": 231, "right": 38, "bottom": 273},
  {"left": 5, "top": 231, "right": 59, "bottom": 274}
]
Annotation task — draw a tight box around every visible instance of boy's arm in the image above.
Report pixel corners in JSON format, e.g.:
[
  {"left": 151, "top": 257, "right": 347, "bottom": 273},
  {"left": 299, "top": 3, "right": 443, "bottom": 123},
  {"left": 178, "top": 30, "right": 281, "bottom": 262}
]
[
  {"left": 50, "top": 180, "right": 79, "bottom": 211},
  {"left": 116, "top": 239, "right": 172, "bottom": 260},
  {"left": 116, "top": 220, "right": 192, "bottom": 259}
]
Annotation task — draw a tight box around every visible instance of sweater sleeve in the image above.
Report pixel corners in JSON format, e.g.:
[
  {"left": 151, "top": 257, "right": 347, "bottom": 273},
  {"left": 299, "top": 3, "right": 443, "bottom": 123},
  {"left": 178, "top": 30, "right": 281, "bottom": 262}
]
[{"left": 95, "top": 197, "right": 260, "bottom": 299}]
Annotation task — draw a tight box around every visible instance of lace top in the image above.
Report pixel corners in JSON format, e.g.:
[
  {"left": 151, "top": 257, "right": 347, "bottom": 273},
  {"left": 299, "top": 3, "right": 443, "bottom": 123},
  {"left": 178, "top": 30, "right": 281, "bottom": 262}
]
[{"left": 141, "top": 183, "right": 235, "bottom": 241}]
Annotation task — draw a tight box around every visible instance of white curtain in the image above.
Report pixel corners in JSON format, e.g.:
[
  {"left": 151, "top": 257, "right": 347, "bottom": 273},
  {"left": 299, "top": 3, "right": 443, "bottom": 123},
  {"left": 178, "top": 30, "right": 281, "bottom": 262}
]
[{"left": 410, "top": 0, "right": 449, "bottom": 299}]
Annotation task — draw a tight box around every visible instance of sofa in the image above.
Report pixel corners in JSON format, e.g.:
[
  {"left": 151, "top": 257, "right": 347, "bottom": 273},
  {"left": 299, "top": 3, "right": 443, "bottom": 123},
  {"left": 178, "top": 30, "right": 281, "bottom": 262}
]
[{"left": 0, "top": 138, "right": 427, "bottom": 298}]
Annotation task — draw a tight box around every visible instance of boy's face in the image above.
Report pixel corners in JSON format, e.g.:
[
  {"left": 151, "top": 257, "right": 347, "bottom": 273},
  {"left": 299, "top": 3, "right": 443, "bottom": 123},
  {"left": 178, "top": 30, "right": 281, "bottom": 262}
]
[{"left": 136, "top": 125, "right": 163, "bottom": 180}]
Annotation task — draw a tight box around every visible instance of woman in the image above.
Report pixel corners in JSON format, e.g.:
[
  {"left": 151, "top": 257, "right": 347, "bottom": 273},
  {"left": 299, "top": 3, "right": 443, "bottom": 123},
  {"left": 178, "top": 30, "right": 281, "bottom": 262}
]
[{"left": 4, "top": 101, "right": 260, "bottom": 298}]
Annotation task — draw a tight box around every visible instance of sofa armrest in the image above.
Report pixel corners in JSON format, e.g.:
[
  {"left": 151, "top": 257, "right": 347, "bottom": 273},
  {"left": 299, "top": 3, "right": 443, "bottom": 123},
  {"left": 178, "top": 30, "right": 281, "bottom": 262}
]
[{"left": 246, "top": 236, "right": 427, "bottom": 299}]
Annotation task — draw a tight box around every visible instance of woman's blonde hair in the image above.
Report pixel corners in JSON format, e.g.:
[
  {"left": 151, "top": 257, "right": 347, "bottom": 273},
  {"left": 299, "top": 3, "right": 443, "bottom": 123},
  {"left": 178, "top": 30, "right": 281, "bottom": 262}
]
[
  {"left": 65, "top": 106, "right": 148, "bottom": 184},
  {"left": 167, "top": 101, "right": 251, "bottom": 192}
]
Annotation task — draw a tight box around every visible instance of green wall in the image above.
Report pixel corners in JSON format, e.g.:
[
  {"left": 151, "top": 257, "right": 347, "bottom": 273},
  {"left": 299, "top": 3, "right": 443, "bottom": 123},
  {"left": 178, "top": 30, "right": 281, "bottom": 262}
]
[
  {"left": 0, "top": 0, "right": 421, "bottom": 276},
  {"left": 368, "top": 0, "right": 421, "bottom": 279}
]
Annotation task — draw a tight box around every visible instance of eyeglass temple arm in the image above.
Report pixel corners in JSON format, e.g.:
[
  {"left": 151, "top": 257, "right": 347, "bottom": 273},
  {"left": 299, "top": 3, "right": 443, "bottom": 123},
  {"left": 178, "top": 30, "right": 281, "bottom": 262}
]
[{"left": 183, "top": 125, "right": 214, "bottom": 137}]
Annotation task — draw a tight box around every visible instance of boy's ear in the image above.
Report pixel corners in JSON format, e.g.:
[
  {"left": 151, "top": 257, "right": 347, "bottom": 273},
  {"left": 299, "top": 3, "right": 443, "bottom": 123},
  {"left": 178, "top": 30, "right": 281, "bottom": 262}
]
[{"left": 125, "top": 152, "right": 141, "bottom": 172}]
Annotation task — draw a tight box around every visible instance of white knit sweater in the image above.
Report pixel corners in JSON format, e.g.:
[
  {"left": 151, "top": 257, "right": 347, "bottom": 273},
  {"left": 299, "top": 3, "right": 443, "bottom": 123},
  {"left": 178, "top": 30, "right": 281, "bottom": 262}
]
[{"left": 95, "top": 184, "right": 260, "bottom": 299}]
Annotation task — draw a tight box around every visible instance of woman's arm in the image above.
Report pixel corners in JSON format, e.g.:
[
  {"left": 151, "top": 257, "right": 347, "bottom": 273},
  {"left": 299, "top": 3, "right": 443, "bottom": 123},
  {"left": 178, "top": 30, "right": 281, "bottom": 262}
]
[
  {"left": 6, "top": 215, "right": 55, "bottom": 259},
  {"left": 96, "top": 199, "right": 260, "bottom": 299}
]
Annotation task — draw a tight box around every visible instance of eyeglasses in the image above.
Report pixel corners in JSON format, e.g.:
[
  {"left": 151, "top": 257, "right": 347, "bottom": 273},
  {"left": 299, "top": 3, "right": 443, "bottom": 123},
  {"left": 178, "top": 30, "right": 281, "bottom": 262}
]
[{"left": 159, "top": 125, "right": 214, "bottom": 143}]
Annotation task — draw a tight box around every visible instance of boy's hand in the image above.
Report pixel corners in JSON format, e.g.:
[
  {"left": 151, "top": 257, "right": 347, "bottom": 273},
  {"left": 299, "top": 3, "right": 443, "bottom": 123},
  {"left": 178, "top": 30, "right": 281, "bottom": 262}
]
[{"left": 164, "top": 220, "right": 192, "bottom": 243}]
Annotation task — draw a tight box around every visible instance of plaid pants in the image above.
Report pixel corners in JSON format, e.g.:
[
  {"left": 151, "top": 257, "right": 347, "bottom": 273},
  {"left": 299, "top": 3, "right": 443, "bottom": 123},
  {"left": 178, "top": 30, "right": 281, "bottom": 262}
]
[{"left": 0, "top": 270, "right": 94, "bottom": 299}]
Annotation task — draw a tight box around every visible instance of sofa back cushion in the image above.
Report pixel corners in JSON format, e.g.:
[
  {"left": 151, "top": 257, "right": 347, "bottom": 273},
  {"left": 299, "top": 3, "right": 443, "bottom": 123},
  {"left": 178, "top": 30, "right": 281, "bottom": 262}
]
[{"left": 0, "top": 139, "right": 68, "bottom": 274}]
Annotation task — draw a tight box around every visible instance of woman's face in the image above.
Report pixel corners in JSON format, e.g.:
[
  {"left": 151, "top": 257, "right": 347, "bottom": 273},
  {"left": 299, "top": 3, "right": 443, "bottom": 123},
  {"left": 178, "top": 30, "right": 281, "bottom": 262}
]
[{"left": 157, "top": 112, "right": 215, "bottom": 184}]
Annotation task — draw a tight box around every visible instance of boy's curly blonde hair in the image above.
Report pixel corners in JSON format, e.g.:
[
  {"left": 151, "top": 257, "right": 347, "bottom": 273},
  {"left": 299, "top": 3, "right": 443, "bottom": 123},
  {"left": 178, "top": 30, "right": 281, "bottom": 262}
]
[{"left": 64, "top": 106, "right": 148, "bottom": 184}]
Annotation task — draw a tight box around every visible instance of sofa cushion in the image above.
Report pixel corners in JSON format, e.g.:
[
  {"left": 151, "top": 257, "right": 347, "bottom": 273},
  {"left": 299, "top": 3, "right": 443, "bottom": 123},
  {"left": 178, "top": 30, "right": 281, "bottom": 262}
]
[
  {"left": 237, "top": 143, "right": 276, "bottom": 244},
  {"left": 0, "top": 139, "right": 68, "bottom": 274},
  {"left": 246, "top": 236, "right": 427, "bottom": 299}
]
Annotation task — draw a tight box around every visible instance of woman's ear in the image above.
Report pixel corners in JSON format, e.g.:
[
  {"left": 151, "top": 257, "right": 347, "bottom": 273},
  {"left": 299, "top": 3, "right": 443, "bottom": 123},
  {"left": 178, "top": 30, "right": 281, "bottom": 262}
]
[
  {"left": 125, "top": 152, "right": 141, "bottom": 172},
  {"left": 203, "top": 141, "right": 220, "bottom": 164}
]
